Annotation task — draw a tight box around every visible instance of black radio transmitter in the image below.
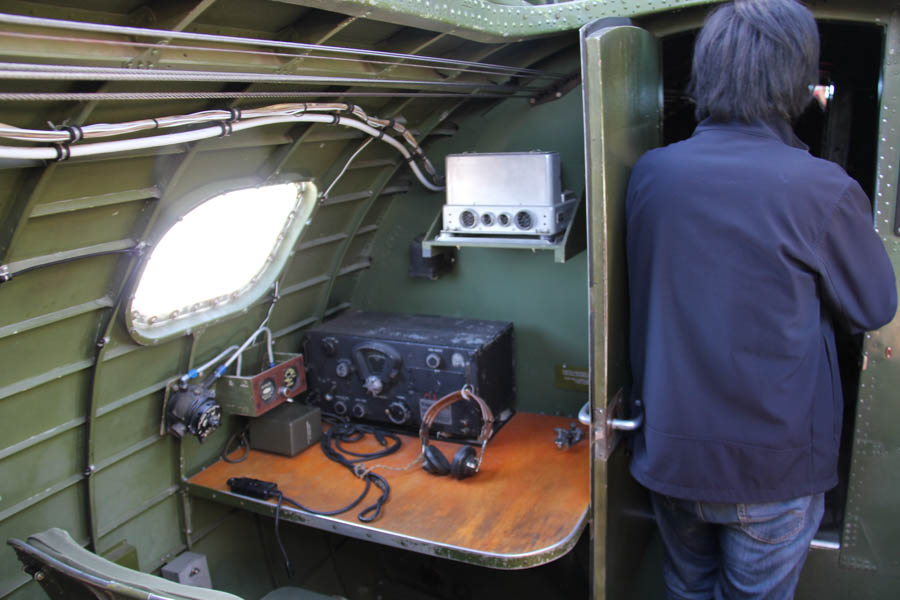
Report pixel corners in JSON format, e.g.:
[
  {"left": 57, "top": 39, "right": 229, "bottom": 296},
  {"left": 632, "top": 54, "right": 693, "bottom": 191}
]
[{"left": 303, "top": 310, "right": 515, "bottom": 439}]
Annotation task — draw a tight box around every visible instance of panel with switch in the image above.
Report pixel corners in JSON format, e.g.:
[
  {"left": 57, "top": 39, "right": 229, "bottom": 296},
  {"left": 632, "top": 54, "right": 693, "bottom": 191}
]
[{"left": 215, "top": 353, "right": 307, "bottom": 417}]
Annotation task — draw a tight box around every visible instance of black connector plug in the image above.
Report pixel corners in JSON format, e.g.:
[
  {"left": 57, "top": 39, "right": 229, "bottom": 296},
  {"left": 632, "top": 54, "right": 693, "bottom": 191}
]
[{"left": 227, "top": 476, "right": 280, "bottom": 500}]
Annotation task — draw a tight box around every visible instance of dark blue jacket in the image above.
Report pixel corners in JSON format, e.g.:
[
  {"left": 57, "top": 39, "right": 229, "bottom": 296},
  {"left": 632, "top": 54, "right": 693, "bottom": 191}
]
[{"left": 626, "top": 118, "right": 897, "bottom": 503}]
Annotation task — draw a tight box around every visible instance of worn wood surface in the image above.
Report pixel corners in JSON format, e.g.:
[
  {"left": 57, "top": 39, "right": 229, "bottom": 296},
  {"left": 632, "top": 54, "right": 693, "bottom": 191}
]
[{"left": 189, "top": 413, "right": 589, "bottom": 558}]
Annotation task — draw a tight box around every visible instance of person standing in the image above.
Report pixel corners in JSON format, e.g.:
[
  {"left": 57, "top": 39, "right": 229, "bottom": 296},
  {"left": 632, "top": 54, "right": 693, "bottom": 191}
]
[{"left": 625, "top": 1, "right": 898, "bottom": 598}]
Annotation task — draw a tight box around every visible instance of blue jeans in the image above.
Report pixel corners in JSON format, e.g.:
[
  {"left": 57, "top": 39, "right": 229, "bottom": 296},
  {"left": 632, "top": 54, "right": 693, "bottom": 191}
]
[{"left": 650, "top": 491, "right": 825, "bottom": 600}]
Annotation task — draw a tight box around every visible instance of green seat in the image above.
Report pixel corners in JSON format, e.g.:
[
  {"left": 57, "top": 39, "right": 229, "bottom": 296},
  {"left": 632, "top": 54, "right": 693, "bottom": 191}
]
[
  {"left": 8, "top": 528, "right": 332, "bottom": 600},
  {"left": 260, "top": 588, "right": 331, "bottom": 600}
]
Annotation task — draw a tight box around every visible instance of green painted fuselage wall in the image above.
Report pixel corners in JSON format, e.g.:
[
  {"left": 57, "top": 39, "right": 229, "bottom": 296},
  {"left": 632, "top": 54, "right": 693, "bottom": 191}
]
[{"left": 0, "top": 1, "right": 899, "bottom": 599}]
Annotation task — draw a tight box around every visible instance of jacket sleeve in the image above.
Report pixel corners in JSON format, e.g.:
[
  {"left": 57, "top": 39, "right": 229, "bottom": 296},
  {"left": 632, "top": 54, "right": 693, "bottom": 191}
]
[{"left": 816, "top": 179, "right": 898, "bottom": 334}]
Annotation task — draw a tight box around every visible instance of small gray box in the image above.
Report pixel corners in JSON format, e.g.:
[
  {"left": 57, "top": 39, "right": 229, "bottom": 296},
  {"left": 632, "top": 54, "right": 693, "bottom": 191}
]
[
  {"left": 445, "top": 152, "right": 561, "bottom": 207},
  {"left": 249, "top": 403, "right": 322, "bottom": 457},
  {"left": 161, "top": 552, "right": 212, "bottom": 588}
]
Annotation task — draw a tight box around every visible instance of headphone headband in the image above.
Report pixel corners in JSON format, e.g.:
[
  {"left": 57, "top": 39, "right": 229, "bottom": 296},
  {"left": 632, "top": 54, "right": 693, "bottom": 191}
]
[{"left": 419, "top": 386, "right": 494, "bottom": 467}]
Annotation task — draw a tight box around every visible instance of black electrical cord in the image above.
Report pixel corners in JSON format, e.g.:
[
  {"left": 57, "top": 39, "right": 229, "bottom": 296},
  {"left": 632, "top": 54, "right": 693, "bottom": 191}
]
[
  {"left": 318, "top": 421, "right": 400, "bottom": 522},
  {"left": 266, "top": 483, "right": 378, "bottom": 579},
  {"left": 221, "top": 425, "right": 250, "bottom": 463},
  {"left": 273, "top": 493, "right": 293, "bottom": 578},
  {"left": 227, "top": 423, "right": 400, "bottom": 577}
]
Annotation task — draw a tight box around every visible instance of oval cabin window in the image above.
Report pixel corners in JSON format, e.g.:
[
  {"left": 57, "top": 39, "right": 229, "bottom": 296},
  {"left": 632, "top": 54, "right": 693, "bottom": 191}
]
[{"left": 128, "top": 181, "right": 316, "bottom": 344}]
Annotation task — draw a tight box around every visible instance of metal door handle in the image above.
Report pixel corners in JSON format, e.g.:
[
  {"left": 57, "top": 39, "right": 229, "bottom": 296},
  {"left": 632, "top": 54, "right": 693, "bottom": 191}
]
[
  {"left": 577, "top": 400, "right": 644, "bottom": 430},
  {"left": 578, "top": 400, "right": 591, "bottom": 425},
  {"left": 609, "top": 412, "right": 643, "bottom": 431}
]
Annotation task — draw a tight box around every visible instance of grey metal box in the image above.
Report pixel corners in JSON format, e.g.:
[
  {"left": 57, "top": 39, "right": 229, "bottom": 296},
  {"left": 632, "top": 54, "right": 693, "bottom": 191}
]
[
  {"left": 442, "top": 193, "right": 578, "bottom": 236},
  {"left": 445, "top": 152, "right": 561, "bottom": 207},
  {"left": 249, "top": 402, "right": 322, "bottom": 457},
  {"left": 161, "top": 552, "right": 212, "bottom": 588}
]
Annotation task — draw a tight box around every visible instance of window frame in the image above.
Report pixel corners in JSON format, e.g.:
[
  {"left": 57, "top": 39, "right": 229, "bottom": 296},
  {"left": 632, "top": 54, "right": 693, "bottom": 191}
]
[{"left": 125, "top": 176, "right": 317, "bottom": 345}]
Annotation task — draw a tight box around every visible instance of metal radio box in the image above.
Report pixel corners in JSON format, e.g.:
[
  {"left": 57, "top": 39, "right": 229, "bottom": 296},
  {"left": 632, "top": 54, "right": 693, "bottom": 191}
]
[
  {"left": 303, "top": 310, "right": 515, "bottom": 439},
  {"left": 249, "top": 402, "right": 322, "bottom": 457},
  {"left": 445, "top": 152, "right": 561, "bottom": 207},
  {"left": 442, "top": 152, "right": 576, "bottom": 237}
]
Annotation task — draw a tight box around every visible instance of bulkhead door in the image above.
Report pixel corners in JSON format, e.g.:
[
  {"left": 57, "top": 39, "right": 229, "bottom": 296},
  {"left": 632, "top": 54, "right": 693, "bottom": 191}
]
[{"left": 580, "top": 19, "right": 661, "bottom": 599}]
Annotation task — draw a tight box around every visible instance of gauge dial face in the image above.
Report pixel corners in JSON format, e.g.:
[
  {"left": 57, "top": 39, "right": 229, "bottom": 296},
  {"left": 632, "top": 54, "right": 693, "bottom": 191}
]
[
  {"left": 260, "top": 378, "right": 276, "bottom": 404},
  {"left": 283, "top": 366, "right": 299, "bottom": 390},
  {"left": 364, "top": 351, "right": 386, "bottom": 374}
]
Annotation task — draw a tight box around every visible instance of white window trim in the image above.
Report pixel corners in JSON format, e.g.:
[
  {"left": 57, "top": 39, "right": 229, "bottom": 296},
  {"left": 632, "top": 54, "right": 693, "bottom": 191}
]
[{"left": 126, "top": 177, "right": 317, "bottom": 345}]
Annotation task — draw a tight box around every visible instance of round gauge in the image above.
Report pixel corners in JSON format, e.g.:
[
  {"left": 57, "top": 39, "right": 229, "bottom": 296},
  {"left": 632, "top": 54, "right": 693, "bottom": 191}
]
[
  {"left": 260, "top": 378, "right": 277, "bottom": 404},
  {"left": 283, "top": 366, "right": 299, "bottom": 390},
  {"left": 335, "top": 359, "right": 352, "bottom": 378}
]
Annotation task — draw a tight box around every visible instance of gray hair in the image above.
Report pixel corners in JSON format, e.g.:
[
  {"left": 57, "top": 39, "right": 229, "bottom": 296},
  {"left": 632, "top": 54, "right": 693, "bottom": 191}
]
[{"left": 689, "top": 0, "right": 820, "bottom": 122}]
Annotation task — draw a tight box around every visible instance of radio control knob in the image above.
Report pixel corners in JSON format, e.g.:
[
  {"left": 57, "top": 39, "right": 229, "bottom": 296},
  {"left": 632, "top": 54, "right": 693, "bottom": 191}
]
[
  {"left": 425, "top": 353, "right": 442, "bottom": 369},
  {"left": 321, "top": 337, "right": 338, "bottom": 356},
  {"left": 363, "top": 375, "right": 384, "bottom": 396},
  {"left": 333, "top": 400, "right": 348, "bottom": 416},
  {"left": 387, "top": 401, "right": 411, "bottom": 425},
  {"left": 335, "top": 359, "right": 352, "bottom": 379},
  {"left": 351, "top": 404, "right": 366, "bottom": 419}
]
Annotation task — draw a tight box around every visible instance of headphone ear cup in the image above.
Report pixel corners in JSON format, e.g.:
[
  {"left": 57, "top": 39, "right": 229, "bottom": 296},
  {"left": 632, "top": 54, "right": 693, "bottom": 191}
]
[
  {"left": 422, "top": 445, "right": 451, "bottom": 476},
  {"left": 450, "top": 445, "right": 478, "bottom": 480}
]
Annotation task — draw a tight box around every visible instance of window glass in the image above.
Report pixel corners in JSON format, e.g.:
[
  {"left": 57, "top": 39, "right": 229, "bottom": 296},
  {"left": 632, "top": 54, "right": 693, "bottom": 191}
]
[{"left": 129, "top": 181, "right": 314, "bottom": 340}]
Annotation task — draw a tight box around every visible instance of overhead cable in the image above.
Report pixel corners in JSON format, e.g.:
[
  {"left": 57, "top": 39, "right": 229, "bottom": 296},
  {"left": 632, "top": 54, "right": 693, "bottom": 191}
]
[
  {"left": 0, "top": 62, "right": 533, "bottom": 93},
  {"left": 0, "top": 30, "right": 546, "bottom": 81},
  {"left": 0, "top": 91, "right": 519, "bottom": 102},
  {"left": 0, "top": 12, "right": 563, "bottom": 79}
]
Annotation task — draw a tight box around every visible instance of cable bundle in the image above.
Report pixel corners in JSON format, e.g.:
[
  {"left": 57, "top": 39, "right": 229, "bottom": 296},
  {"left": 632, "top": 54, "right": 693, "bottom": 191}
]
[{"left": 0, "top": 102, "right": 444, "bottom": 190}]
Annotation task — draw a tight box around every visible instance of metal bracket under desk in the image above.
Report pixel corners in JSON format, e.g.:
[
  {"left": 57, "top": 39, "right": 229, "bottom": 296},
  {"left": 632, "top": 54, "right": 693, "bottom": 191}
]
[{"left": 186, "top": 413, "right": 590, "bottom": 570}]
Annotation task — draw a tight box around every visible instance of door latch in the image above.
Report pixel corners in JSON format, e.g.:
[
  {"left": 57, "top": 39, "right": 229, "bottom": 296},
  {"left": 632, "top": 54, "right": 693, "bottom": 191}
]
[{"left": 579, "top": 389, "right": 643, "bottom": 460}]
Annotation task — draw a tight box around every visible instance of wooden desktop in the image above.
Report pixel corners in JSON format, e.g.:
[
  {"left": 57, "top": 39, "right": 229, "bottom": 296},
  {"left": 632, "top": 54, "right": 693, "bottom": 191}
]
[{"left": 186, "top": 412, "right": 590, "bottom": 569}]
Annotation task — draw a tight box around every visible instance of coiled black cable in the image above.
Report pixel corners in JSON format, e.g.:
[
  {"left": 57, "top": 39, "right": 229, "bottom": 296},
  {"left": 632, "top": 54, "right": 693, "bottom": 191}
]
[
  {"left": 319, "top": 421, "right": 400, "bottom": 522},
  {"left": 227, "top": 421, "right": 401, "bottom": 577}
]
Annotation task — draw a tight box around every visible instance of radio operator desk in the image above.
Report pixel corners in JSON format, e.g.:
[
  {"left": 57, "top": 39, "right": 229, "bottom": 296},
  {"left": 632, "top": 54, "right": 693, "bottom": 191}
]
[{"left": 186, "top": 413, "right": 589, "bottom": 569}]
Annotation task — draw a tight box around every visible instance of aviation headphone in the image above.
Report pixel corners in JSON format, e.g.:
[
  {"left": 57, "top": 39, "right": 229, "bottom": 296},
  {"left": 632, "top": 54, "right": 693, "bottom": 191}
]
[{"left": 419, "top": 385, "right": 494, "bottom": 480}]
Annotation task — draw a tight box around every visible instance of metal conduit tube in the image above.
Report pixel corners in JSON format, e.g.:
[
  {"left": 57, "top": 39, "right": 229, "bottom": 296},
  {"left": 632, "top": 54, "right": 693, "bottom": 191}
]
[
  {"left": 0, "top": 30, "right": 542, "bottom": 81},
  {"left": 0, "top": 62, "right": 533, "bottom": 93},
  {"left": 0, "top": 12, "right": 561, "bottom": 79}
]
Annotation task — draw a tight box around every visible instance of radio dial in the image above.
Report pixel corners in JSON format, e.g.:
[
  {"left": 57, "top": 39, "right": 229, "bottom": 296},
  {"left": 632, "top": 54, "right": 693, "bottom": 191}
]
[
  {"left": 335, "top": 359, "right": 352, "bottom": 379},
  {"left": 387, "top": 401, "right": 411, "bottom": 425},
  {"left": 425, "top": 353, "right": 442, "bottom": 369}
]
